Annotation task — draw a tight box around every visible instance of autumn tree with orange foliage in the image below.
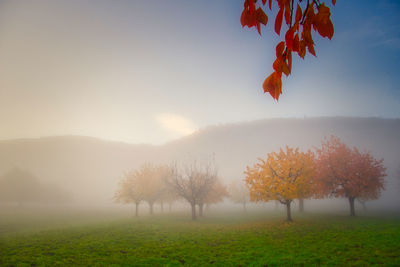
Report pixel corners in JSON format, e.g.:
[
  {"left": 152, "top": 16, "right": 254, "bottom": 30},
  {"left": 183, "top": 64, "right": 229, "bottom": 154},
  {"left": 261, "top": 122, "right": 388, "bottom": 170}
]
[
  {"left": 315, "top": 136, "right": 386, "bottom": 216},
  {"left": 241, "top": 0, "right": 335, "bottom": 100},
  {"left": 132, "top": 163, "right": 170, "bottom": 215},
  {"left": 114, "top": 171, "right": 145, "bottom": 216},
  {"left": 245, "top": 146, "right": 316, "bottom": 221}
]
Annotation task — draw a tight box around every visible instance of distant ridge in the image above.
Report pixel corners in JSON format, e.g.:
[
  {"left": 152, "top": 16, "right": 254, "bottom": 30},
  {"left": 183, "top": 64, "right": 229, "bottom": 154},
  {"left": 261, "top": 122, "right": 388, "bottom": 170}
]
[{"left": 0, "top": 117, "right": 399, "bottom": 207}]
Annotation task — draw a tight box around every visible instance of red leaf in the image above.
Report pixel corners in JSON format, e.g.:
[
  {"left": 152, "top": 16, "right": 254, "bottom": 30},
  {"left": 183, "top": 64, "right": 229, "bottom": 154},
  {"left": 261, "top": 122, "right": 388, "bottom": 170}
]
[
  {"left": 273, "top": 58, "right": 282, "bottom": 73},
  {"left": 293, "top": 34, "right": 300, "bottom": 52},
  {"left": 249, "top": 0, "right": 255, "bottom": 11},
  {"left": 313, "top": 4, "right": 334, "bottom": 39},
  {"left": 295, "top": 4, "right": 302, "bottom": 23},
  {"left": 308, "top": 44, "right": 316, "bottom": 57},
  {"left": 284, "top": 2, "right": 291, "bottom": 26},
  {"left": 262, "top": 0, "right": 267, "bottom": 5},
  {"left": 287, "top": 51, "right": 292, "bottom": 73},
  {"left": 332, "top": 0, "right": 336, "bottom": 5},
  {"left": 276, "top": 41, "right": 285, "bottom": 58},
  {"left": 240, "top": 10, "right": 248, "bottom": 27},
  {"left": 275, "top": 8, "right": 284, "bottom": 35},
  {"left": 282, "top": 61, "right": 290, "bottom": 76},
  {"left": 257, "top": 8, "right": 268, "bottom": 25},
  {"left": 285, "top": 27, "right": 294, "bottom": 49},
  {"left": 298, "top": 40, "right": 306, "bottom": 58},
  {"left": 263, "top": 72, "right": 282, "bottom": 100},
  {"left": 269, "top": 0, "right": 272, "bottom": 10}
]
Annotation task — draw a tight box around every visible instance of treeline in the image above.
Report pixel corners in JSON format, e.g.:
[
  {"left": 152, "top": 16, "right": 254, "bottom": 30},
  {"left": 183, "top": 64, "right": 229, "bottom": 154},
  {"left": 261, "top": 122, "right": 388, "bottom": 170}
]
[
  {"left": 115, "top": 136, "right": 386, "bottom": 221},
  {"left": 114, "top": 162, "right": 230, "bottom": 220}
]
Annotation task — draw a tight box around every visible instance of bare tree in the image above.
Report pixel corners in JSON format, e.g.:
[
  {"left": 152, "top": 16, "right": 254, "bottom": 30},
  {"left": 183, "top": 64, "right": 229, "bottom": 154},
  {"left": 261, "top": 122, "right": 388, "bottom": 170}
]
[{"left": 166, "top": 161, "right": 217, "bottom": 220}]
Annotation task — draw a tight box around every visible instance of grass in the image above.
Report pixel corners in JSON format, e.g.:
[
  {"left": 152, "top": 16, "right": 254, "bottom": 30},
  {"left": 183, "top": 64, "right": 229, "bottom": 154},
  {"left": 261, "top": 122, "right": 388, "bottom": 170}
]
[{"left": 0, "top": 207, "right": 399, "bottom": 266}]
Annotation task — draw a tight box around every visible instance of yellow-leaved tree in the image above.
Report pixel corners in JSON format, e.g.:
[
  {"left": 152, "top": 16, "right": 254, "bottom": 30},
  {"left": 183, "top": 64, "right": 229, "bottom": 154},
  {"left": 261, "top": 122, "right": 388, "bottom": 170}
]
[
  {"left": 114, "top": 170, "right": 144, "bottom": 216},
  {"left": 137, "top": 163, "right": 170, "bottom": 215},
  {"left": 245, "top": 146, "right": 315, "bottom": 221}
]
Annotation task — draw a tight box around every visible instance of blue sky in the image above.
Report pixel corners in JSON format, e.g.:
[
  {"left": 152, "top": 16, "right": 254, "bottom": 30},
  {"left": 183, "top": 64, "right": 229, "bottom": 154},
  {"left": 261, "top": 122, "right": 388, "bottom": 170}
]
[{"left": 0, "top": 0, "right": 399, "bottom": 144}]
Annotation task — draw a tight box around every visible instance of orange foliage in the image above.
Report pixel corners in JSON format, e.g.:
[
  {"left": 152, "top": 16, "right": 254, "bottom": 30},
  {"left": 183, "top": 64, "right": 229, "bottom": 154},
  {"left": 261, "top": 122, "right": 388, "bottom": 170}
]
[
  {"left": 115, "top": 163, "right": 171, "bottom": 215},
  {"left": 114, "top": 171, "right": 144, "bottom": 205},
  {"left": 241, "top": 0, "right": 335, "bottom": 100},
  {"left": 245, "top": 146, "right": 315, "bottom": 220},
  {"left": 135, "top": 163, "right": 168, "bottom": 206},
  {"left": 204, "top": 179, "right": 229, "bottom": 205}
]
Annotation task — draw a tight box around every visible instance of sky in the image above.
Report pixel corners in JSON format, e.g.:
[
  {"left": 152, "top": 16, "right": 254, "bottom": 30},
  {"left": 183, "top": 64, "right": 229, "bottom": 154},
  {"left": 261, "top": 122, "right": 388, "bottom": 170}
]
[{"left": 0, "top": 0, "right": 399, "bottom": 144}]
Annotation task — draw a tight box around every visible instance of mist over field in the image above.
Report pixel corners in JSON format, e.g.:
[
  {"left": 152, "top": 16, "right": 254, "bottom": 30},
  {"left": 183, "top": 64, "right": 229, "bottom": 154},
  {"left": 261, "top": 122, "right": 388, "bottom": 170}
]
[
  {"left": 1, "top": 0, "right": 400, "bottom": 266},
  {"left": 0, "top": 117, "right": 399, "bottom": 212}
]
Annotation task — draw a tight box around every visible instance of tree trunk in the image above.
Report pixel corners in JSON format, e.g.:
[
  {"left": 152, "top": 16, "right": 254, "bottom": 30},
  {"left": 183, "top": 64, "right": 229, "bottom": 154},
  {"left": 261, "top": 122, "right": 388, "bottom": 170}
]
[
  {"left": 191, "top": 203, "right": 196, "bottom": 220},
  {"left": 299, "top": 198, "right": 304, "bottom": 213},
  {"left": 160, "top": 201, "right": 164, "bottom": 213},
  {"left": 149, "top": 202, "right": 154, "bottom": 215},
  {"left": 199, "top": 203, "right": 204, "bottom": 217},
  {"left": 286, "top": 202, "right": 292, "bottom": 221},
  {"left": 243, "top": 202, "right": 247, "bottom": 212},
  {"left": 135, "top": 202, "right": 139, "bottom": 217},
  {"left": 349, "top": 197, "right": 356, "bottom": 216},
  {"left": 169, "top": 202, "right": 172, "bottom": 212}
]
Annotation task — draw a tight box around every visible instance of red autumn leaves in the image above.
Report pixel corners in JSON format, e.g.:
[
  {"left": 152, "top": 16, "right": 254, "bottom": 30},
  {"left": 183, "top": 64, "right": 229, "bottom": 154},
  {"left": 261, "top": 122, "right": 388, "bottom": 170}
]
[{"left": 241, "top": 0, "right": 335, "bottom": 100}]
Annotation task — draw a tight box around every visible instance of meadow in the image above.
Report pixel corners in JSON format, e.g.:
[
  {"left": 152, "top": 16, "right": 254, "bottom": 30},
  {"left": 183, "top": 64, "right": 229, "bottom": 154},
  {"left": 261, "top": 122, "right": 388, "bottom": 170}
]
[{"left": 1, "top": 206, "right": 399, "bottom": 266}]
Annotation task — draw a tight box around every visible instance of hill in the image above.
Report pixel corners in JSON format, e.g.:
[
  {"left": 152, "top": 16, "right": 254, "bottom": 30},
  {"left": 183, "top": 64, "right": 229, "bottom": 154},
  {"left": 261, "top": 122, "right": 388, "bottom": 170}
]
[{"left": 0, "top": 117, "right": 399, "bottom": 207}]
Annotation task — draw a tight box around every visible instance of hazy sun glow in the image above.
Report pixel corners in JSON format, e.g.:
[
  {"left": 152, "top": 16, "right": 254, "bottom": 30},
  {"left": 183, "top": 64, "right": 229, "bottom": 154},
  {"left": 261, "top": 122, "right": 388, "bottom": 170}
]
[{"left": 156, "top": 113, "right": 197, "bottom": 137}]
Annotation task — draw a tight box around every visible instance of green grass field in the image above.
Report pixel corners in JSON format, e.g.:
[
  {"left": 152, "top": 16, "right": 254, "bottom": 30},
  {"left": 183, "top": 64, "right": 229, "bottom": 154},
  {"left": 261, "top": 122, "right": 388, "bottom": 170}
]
[{"left": 1, "top": 207, "right": 399, "bottom": 266}]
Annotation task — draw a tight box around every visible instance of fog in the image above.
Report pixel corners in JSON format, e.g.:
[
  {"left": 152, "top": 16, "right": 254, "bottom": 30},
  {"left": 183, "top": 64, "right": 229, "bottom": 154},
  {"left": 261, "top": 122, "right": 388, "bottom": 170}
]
[
  {"left": 1, "top": 1, "right": 400, "bottom": 265},
  {"left": 0, "top": 117, "right": 399, "bottom": 216}
]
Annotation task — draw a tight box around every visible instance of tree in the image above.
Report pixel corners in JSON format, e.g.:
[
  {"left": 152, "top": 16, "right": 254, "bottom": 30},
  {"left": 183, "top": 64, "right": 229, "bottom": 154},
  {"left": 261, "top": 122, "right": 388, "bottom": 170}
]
[
  {"left": 241, "top": 0, "right": 335, "bottom": 100},
  {"left": 166, "top": 161, "right": 217, "bottom": 220},
  {"left": 245, "top": 146, "right": 316, "bottom": 221},
  {"left": 228, "top": 180, "right": 250, "bottom": 212},
  {"left": 137, "top": 163, "right": 169, "bottom": 215},
  {"left": 315, "top": 136, "right": 386, "bottom": 216},
  {"left": 114, "top": 171, "right": 144, "bottom": 216},
  {"left": 157, "top": 181, "right": 180, "bottom": 213},
  {"left": 200, "top": 179, "right": 229, "bottom": 216},
  {"left": 115, "top": 163, "right": 170, "bottom": 215}
]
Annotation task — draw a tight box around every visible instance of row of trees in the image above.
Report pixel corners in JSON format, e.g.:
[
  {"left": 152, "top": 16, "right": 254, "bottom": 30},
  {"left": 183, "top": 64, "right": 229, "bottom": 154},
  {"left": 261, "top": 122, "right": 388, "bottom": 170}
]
[
  {"left": 114, "top": 164, "right": 177, "bottom": 216},
  {"left": 114, "top": 162, "right": 232, "bottom": 220},
  {"left": 245, "top": 136, "right": 386, "bottom": 221}
]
